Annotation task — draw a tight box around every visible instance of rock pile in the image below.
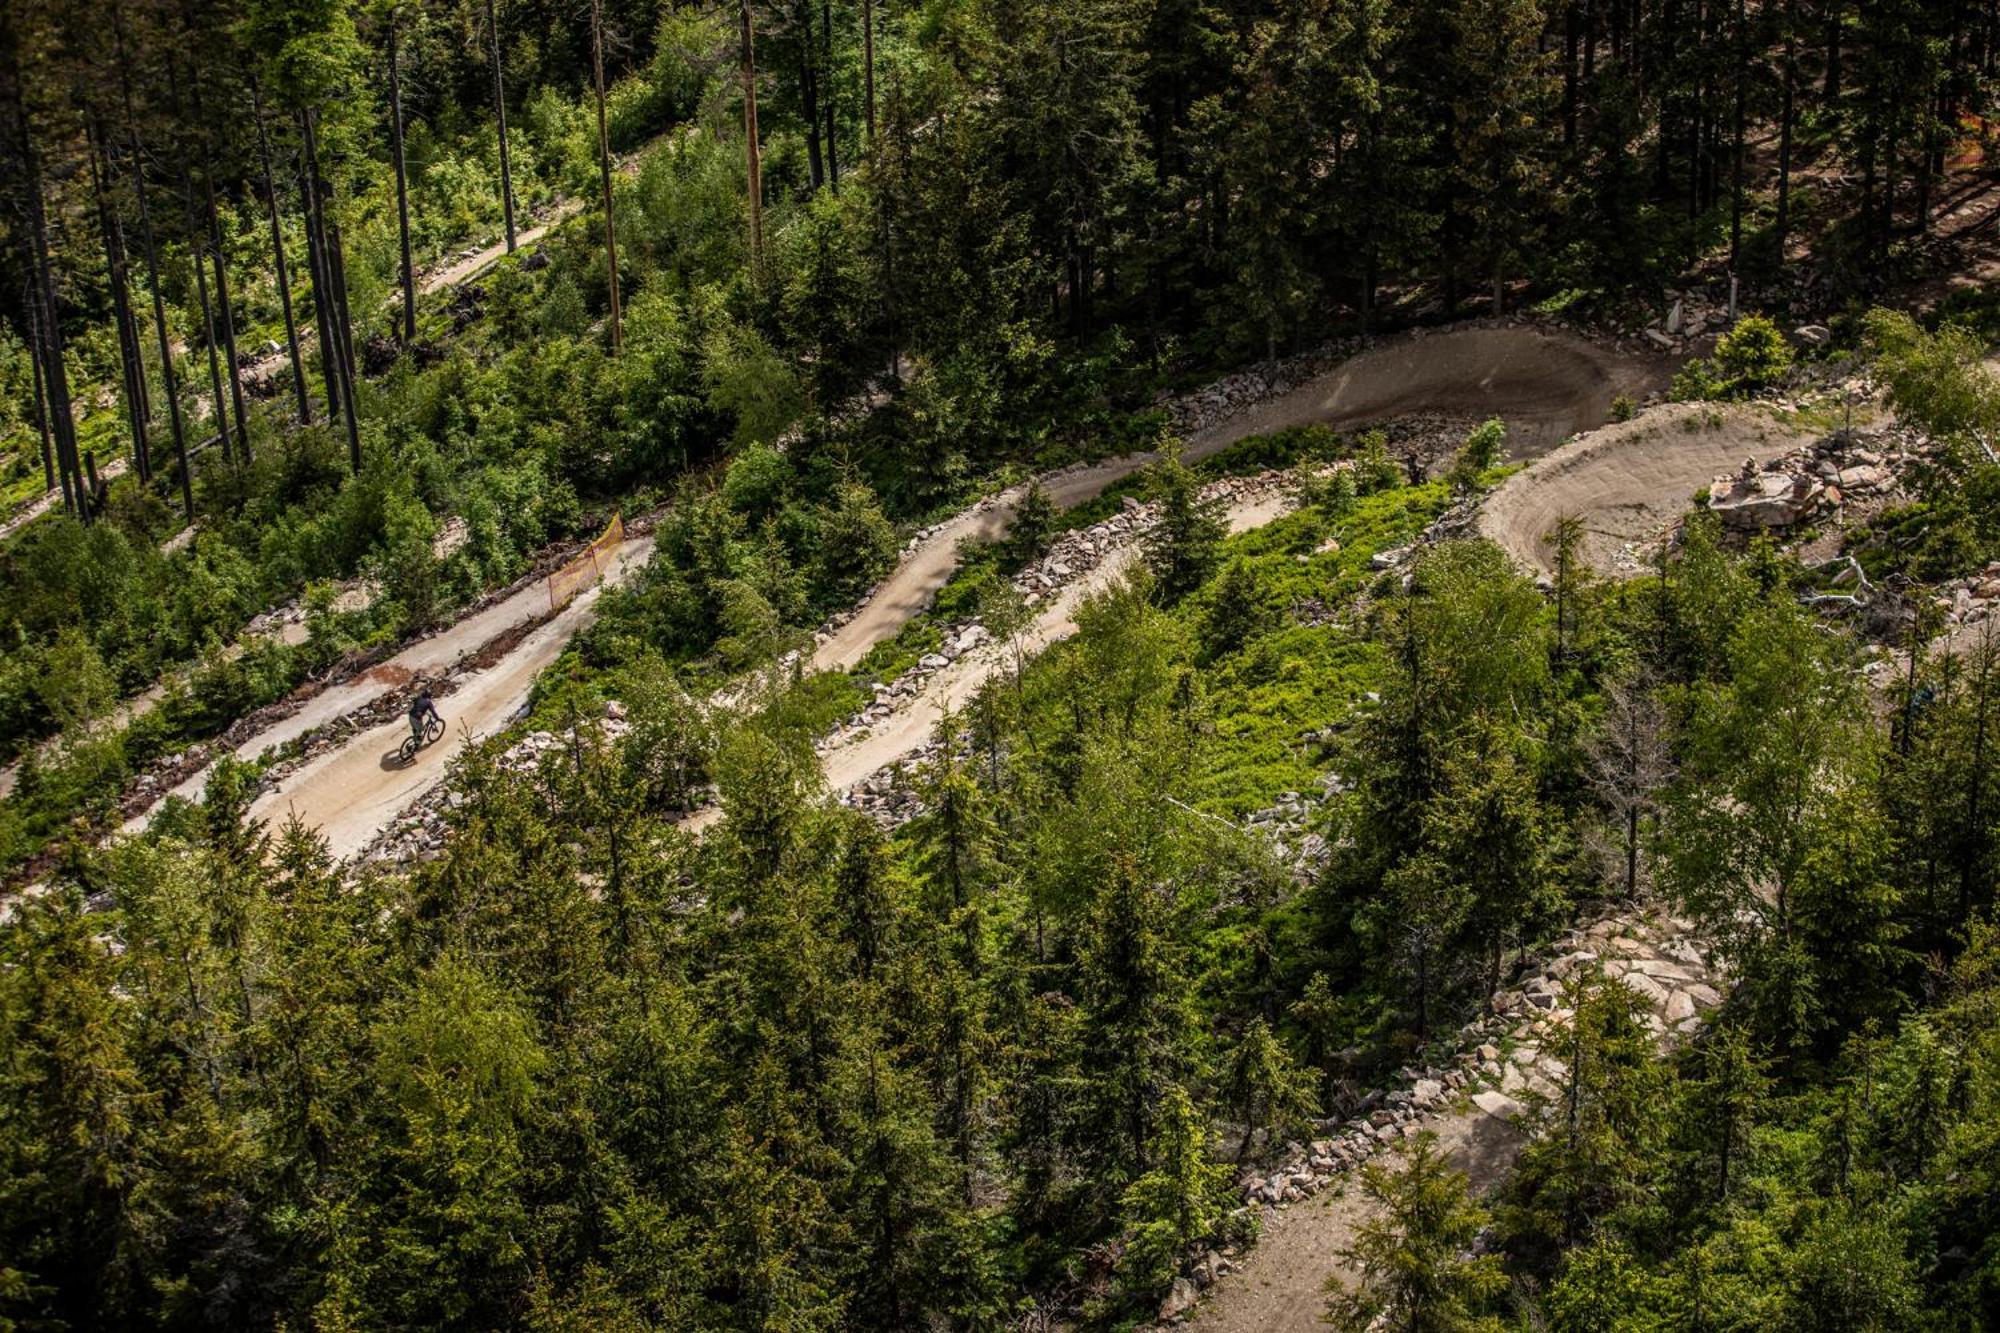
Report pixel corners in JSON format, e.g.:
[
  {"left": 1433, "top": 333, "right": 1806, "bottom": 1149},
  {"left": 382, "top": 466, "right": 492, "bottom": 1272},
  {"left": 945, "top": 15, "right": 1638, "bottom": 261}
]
[
  {"left": 1707, "top": 427, "right": 1915, "bottom": 531},
  {"left": 1164, "top": 340, "right": 1369, "bottom": 438},
  {"left": 1933, "top": 560, "right": 2000, "bottom": 634},
  {"left": 1146, "top": 905, "right": 1729, "bottom": 1328},
  {"left": 1642, "top": 289, "right": 1732, "bottom": 351},
  {"left": 819, "top": 471, "right": 1299, "bottom": 752}
]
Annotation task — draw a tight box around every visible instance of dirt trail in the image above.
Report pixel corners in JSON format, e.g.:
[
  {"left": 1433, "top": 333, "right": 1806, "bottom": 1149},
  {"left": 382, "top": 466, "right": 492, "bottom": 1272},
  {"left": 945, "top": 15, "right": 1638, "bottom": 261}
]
[
  {"left": 1183, "top": 1108, "right": 1526, "bottom": 1333},
  {"left": 1478, "top": 401, "right": 1805, "bottom": 577},
  {"left": 671, "top": 494, "right": 1295, "bottom": 834},
  {"left": 116, "top": 323, "right": 1668, "bottom": 860},
  {"left": 818, "top": 327, "right": 1667, "bottom": 673},
  {"left": 120, "top": 536, "right": 653, "bottom": 848}
]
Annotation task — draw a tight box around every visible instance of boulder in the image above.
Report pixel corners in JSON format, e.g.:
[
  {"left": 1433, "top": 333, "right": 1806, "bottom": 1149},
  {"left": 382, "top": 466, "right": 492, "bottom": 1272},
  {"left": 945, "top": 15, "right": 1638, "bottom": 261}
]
[
  {"left": 1837, "top": 464, "right": 1890, "bottom": 492},
  {"left": 1793, "top": 324, "right": 1833, "bottom": 347},
  {"left": 1472, "top": 1090, "right": 1526, "bottom": 1122},
  {"left": 1708, "top": 471, "right": 1824, "bottom": 530},
  {"left": 1159, "top": 1276, "right": 1199, "bottom": 1321}
]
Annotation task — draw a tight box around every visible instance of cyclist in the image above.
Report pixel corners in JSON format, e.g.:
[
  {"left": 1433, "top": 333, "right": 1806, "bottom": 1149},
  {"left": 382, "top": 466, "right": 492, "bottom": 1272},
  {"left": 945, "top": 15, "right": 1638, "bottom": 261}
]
[{"left": 407, "top": 685, "right": 443, "bottom": 751}]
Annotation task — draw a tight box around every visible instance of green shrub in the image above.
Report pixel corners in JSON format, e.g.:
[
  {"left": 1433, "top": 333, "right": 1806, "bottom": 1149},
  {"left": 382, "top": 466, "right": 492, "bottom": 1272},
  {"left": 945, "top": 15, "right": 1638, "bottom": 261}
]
[{"left": 1672, "top": 314, "right": 1794, "bottom": 400}]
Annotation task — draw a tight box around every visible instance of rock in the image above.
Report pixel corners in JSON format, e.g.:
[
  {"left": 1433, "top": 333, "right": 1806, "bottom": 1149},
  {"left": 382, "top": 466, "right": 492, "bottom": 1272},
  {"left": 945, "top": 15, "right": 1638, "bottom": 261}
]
[
  {"left": 1413, "top": 1078, "right": 1443, "bottom": 1105},
  {"left": 1664, "top": 990, "right": 1698, "bottom": 1024},
  {"left": 1666, "top": 299, "right": 1685, "bottom": 334},
  {"left": 1837, "top": 464, "right": 1890, "bottom": 492},
  {"left": 918, "top": 654, "right": 950, "bottom": 671},
  {"left": 1708, "top": 470, "right": 1824, "bottom": 530},
  {"left": 1159, "top": 1276, "right": 1199, "bottom": 1321},
  {"left": 1645, "top": 328, "right": 1677, "bottom": 350},
  {"left": 1472, "top": 1090, "right": 1526, "bottom": 1122},
  {"left": 1793, "top": 324, "right": 1833, "bottom": 347}
]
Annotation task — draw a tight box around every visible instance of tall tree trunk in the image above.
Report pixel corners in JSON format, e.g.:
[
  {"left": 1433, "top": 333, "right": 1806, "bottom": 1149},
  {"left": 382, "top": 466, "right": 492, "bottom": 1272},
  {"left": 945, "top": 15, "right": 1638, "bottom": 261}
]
[
  {"left": 1775, "top": 0, "right": 1797, "bottom": 265},
  {"left": 180, "top": 160, "right": 233, "bottom": 466},
  {"left": 387, "top": 17, "right": 417, "bottom": 347},
  {"left": 486, "top": 0, "right": 517, "bottom": 251},
  {"left": 5, "top": 23, "right": 83, "bottom": 517},
  {"left": 1563, "top": 2, "right": 1580, "bottom": 150},
  {"left": 303, "top": 111, "right": 362, "bottom": 470},
  {"left": 176, "top": 25, "right": 250, "bottom": 463},
  {"left": 1824, "top": 0, "right": 1842, "bottom": 101},
  {"left": 202, "top": 168, "right": 251, "bottom": 463},
  {"left": 590, "top": 0, "right": 623, "bottom": 354},
  {"left": 862, "top": 0, "right": 875, "bottom": 147},
  {"left": 1728, "top": 0, "right": 1747, "bottom": 276},
  {"left": 87, "top": 118, "right": 151, "bottom": 482},
  {"left": 114, "top": 2, "right": 192, "bottom": 513},
  {"left": 741, "top": 0, "right": 765, "bottom": 284},
  {"left": 800, "top": 1, "right": 824, "bottom": 190},
  {"left": 253, "top": 82, "right": 310, "bottom": 423},
  {"left": 823, "top": 0, "right": 839, "bottom": 189},
  {"left": 25, "top": 291, "right": 55, "bottom": 493},
  {"left": 297, "top": 131, "right": 342, "bottom": 425}
]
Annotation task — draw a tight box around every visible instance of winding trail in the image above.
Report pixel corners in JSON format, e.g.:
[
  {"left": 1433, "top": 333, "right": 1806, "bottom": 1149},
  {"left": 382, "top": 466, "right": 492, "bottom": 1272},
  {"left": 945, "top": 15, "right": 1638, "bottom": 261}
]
[
  {"left": 817, "top": 326, "right": 1666, "bottom": 673},
  {"left": 1479, "top": 401, "right": 1805, "bottom": 577},
  {"left": 242, "top": 537, "right": 652, "bottom": 860},
  {"left": 94, "top": 323, "right": 1675, "bottom": 865},
  {"left": 119, "top": 537, "right": 653, "bottom": 856}
]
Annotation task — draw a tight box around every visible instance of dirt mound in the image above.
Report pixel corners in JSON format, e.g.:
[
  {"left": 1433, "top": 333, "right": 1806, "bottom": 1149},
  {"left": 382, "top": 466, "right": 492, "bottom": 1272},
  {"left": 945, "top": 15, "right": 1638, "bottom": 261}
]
[{"left": 1478, "top": 402, "right": 1806, "bottom": 578}]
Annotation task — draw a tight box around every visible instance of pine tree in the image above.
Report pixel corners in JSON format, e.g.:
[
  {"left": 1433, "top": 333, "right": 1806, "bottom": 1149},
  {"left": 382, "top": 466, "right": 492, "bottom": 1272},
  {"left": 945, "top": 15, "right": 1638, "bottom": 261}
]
[
  {"left": 1329, "top": 1132, "right": 1506, "bottom": 1332},
  {"left": 1118, "top": 1083, "right": 1230, "bottom": 1293},
  {"left": 1142, "top": 442, "right": 1225, "bottom": 603}
]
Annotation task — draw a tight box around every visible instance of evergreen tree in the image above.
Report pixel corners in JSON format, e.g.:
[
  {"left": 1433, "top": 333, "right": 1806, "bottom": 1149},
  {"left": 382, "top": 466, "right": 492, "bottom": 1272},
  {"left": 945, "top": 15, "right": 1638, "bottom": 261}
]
[{"left": 1329, "top": 1132, "right": 1506, "bottom": 1332}]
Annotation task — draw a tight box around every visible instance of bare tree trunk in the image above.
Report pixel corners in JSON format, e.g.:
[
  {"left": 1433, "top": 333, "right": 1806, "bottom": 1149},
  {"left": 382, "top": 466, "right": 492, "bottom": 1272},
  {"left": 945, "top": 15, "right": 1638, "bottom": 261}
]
[
  {"left": 113, "top": 3, "right": 192, "bottom": 514},
  {"left": 486, "top": 0, "right": 517, "bottom": 251},
  {"left": 387, "top": 16, "right": 417, "bottom": 347},
  {"left": 297, "top": 128, "right": 342, "bottom": 425},
  {"left": 176, "top": 24, "right": 250, "bottom": 463},
  {"left": 824, "top": 0, "right": 839, "bottom": 189},
  {"left": 741, "top": 0, "right": 765, "bottom": 284},
  {"left": 863, "top": 0, "right": 875, "bottom": 147},
  {"left": 303, "top": 111, "right": 362, "bottom": 470},
  {"left": 25, "top": 291, "right": 55, "bottom": 493},
  {"left": 180, "top": 157, "right": 233, "bottom": 466},
  {"left": 252, "top": 81, "right": 310, "bottom": 422},
  {"left": 591, "top": 0, "right": 623, "bottom": 354},
  {"left": 799, "top": 0, "right": 824, "bottom": 188},
  {"left": 1774, "top": 0, "right": 1796, "bottom": 266},
  {"left": 202, "top": 168, "right": 251, "bottom": 463},
  {"left": 6, "top": 29, "right": 83, "bottom": 517},
  {"left": 87, "top": 118, "right": 151, "bottom": 482},
  {"left": 1728, "top": 0, "right": 1746, "bottom": 276}
]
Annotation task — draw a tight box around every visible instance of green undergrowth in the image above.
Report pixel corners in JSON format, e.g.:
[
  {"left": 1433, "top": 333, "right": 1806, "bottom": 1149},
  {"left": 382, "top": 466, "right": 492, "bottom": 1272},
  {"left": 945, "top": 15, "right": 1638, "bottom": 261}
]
[{"left": 1184, "top": 481, "right": 1449, "bottom": 815}]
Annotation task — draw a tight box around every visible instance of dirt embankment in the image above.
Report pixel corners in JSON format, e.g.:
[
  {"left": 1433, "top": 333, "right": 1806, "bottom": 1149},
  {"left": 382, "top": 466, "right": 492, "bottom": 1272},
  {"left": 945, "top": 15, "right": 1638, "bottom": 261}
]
[
  {"left": 818, "top": 326, "right": 1672, "bottom": 674},
  {"left": 1478, "top": 401, "right": 1807, "bottom": 577}
]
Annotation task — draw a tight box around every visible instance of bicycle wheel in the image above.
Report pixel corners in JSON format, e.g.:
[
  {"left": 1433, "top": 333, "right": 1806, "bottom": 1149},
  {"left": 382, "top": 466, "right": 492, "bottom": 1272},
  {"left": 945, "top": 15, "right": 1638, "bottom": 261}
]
[
  {"left": 399, "top": 734, "right": 421, "bottom": 763},
  {"left": 425, "top": 715, "right": 445, "bottom": 744}
]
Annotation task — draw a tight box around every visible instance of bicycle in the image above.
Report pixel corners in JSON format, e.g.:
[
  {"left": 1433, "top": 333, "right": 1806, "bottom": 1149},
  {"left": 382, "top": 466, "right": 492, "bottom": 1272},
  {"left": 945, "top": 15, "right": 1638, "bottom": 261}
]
[{"left": 398, "top": 712, "right": 446, "bottom": 764}]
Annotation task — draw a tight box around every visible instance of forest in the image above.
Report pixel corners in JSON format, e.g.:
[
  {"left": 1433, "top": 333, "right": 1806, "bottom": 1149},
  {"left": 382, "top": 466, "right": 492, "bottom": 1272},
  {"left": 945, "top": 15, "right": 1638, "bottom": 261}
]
[{"left": 2, "top": 0, "right": 1999, "bottom": 1329}]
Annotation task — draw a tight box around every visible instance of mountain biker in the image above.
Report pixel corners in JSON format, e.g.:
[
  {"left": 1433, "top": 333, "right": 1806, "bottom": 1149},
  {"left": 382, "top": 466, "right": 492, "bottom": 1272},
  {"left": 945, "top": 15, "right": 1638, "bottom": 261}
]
[{"left": 407, "top": 686, "right": 442, "bottom": 749}]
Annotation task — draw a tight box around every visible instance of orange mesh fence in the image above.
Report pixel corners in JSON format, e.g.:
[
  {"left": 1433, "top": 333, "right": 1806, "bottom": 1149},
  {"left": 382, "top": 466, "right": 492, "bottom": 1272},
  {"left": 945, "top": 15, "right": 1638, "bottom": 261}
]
[{"left": 548, "top": 513, "right": 625, "bottom": 611}]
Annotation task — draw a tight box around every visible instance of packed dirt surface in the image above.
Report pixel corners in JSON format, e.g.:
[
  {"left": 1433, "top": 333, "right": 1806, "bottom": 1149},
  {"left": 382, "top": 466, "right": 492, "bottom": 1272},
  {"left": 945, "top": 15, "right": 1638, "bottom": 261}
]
[
  {"left": 1183, "top": 1107, "right": 1526, "bottom": 1333},
  {"left": 691, "top": 495, "right": 1292, "bottom": 835},
  {"left": 1196, "top": 325, "right": 1670, "bottom": 462},
  {"left": 1479, "top": 401, "right": 1806, "bottom": 577},
  {"left": 818, "top": 326, "right": 1669, "bottom": 673},
  {"left": 121, "top": 536, "right": 653, "bottom": 849},
  {"left": 96, "top": 322, "right": 1673, "bottom": 861}
]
